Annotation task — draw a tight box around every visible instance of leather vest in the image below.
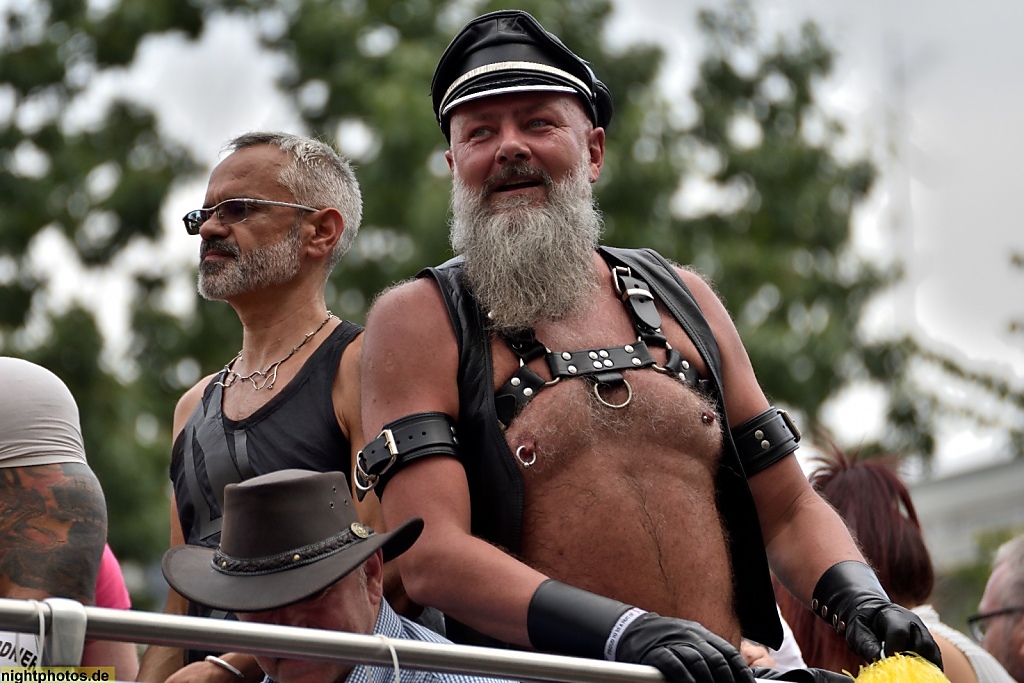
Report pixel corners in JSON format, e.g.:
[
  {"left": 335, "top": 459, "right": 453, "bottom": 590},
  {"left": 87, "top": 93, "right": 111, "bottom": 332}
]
[{"left": 420, "top": 246, "right": 783, "bottom": 649}]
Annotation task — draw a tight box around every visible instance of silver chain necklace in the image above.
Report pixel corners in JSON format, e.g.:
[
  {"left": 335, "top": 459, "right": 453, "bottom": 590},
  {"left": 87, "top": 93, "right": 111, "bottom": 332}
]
[{"left": 218, "top": 312, "right": 335, "bottom": 391}]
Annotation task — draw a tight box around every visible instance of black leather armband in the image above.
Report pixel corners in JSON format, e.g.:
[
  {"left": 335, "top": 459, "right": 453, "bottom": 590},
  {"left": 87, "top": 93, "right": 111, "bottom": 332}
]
[
  {"left": 354, "top": 412, "right": 459, "bottom": 501},
  {"left": 527, "top": 579, "right": 632, "bottom": 659},
  {"left": 731, "top": 406, "right": 801, "bottom": 476}
]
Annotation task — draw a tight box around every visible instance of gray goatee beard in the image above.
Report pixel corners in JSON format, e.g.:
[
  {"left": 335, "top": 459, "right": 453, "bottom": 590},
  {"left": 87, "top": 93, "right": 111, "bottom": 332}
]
[
  {"left": 198, "top": 223, "right": 302, "bottom": 301},
  {"left": 450, "top": 159, "right": 603, "bottom": 334}
]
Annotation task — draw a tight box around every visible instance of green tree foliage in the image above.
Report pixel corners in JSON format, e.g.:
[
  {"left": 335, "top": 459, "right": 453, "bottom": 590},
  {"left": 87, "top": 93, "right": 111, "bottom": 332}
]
[
  {"left": 2, "top": 0, "right": 1017, "bottom": 592},
  {"left": 646, "top": 2, "right": 1023, "bottom": 460},
  {"left": 0, "top": 0, "right": 203, "bottom": 565},
  {"left": 653, "top": 4, "right": 887, "bottom": 433}
]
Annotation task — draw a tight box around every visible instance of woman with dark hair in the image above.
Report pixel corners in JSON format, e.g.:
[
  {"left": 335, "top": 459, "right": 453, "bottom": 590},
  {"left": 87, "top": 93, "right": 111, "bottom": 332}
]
[{"left": 774, "top": 442, "right": 1014, "bottom": 683}]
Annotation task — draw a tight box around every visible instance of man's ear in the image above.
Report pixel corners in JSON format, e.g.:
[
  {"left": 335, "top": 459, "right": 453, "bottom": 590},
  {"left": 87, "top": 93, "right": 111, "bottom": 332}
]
[
  {"left": 587, "top": 127, "right": 605, "bottom": 184},
  {"left": 307, "top": 207, "right": 344, "bottom": 260},
  {"left": 445, "top": 149, "right": 455, "bottom": 174},
  {"left": 363, "top": 549, "right": 385, "bottom": 606}
]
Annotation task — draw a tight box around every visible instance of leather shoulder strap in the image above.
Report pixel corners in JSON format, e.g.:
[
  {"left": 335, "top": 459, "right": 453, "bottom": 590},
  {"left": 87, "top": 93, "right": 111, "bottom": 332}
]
[{"left": 598, "top": 246, "right": 724, "bottom": 390}]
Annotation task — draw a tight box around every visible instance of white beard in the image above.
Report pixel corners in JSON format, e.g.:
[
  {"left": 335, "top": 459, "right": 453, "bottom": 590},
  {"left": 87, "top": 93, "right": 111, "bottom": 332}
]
[{"left": 449, "top": 159, "right": 603, "bottom": 334}]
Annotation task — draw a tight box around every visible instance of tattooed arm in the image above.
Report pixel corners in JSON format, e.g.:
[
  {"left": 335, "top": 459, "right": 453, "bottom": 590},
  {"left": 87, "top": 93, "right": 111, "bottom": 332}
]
[{"left": 0, "top": 462, "right": 107, "bottom": 604}]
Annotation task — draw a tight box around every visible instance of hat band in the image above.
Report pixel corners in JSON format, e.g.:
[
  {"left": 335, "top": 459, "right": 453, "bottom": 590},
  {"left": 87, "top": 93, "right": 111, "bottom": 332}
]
[
  {"left": 440, "top": 60, "right": 593, "bottom": 113},
  {"left": 442, "top": 85, "right": 578, "bottom": 119},
  {"left": 211, "top": 526, "right": 375, "bottom": 577}
]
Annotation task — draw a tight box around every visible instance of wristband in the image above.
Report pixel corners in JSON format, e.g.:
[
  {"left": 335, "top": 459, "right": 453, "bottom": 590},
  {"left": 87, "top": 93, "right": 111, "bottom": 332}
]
[
  {"left": 205, "top": 655, "right": 245, "bottom": 679},
  {"left": 604, "top": 607, "right": 647, "bottom": 660}
]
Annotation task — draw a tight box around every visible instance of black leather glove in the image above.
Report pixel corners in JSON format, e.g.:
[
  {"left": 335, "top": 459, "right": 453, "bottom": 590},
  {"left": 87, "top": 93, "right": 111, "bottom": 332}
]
[
  {"left": 811, "top": 561, "right": 942, "bottom": 668},
  {"left": 617, "top": 612, "right": 755, "bottom": 683},
  {"left": 752, "top": 666, "right": 853, "bottom": 683},
  {"left": 528, "top": 579, "right": 754, "bottom": 683}
]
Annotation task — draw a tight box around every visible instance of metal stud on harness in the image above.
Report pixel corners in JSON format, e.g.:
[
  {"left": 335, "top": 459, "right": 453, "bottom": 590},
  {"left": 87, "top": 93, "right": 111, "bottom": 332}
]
[{"left": 493, "top": 265, "right": 710, "bottom": 428}]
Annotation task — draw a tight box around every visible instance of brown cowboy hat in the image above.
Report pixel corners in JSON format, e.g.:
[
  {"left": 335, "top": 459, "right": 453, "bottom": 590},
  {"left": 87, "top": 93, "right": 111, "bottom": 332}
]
[{"left": 162, "top": 469, "right": 423, "bottom": 612}]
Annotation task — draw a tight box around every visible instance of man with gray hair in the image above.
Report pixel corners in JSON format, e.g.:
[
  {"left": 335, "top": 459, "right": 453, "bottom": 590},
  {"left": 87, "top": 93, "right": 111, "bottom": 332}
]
[
  {"left": 163, "top": 469, "right": 508, "bottom": 683},
  {"left": 974, "top": 534, "right": 1024, "bottom": 682},
  {"left": 138, "top": 132, "right": 381, "bottom": 683},
  {"left": 358, "top": 10, "right": 940, "bottom": 683}
]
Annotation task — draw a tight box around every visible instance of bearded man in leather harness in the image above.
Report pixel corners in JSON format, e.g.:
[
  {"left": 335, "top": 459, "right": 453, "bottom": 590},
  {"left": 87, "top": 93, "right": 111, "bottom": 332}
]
[{"left": 358, "top": 10, "right": 942, "bottom": 683}]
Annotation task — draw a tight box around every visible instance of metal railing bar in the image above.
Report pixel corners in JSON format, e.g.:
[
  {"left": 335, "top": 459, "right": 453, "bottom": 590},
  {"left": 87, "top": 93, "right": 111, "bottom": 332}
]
[
  {"left": 0, "top": 599, "right": 663, "bottom": 683},
  {"left": 0, "top": 599, "right": 776, "bottom": 683}
]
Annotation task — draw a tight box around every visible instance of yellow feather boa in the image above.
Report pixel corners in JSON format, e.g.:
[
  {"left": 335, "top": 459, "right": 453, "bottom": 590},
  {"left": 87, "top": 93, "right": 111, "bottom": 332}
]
[{"left": 851, "top": 653, "right": 950, "bottom": 683}]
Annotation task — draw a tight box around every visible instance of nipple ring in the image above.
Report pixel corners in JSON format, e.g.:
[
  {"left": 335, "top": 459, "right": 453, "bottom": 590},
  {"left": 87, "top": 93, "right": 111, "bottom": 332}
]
[{"left": 515, "top": 445, "right": 537, "bottom": 469}]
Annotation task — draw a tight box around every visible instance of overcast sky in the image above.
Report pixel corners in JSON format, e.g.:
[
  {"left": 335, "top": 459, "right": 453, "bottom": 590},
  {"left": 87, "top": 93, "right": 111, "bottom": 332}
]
[
  {"left": 30, "top": 0, "right": 1024, "bottom": 474},
  {"left": 615, "top": 0, "right": 1024, "bottom": 367}
]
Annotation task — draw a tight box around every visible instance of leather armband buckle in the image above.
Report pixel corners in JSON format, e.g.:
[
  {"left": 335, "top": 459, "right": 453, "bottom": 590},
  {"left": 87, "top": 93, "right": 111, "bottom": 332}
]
[
  {"left": 780, "top": 408, "right": 802, "bottom": 443},
  {"left": 355, "top": 412, "right": 460, "bottom": 501},
  {"left": 354, "top": 428, "right": 398, "bottom": 497}
]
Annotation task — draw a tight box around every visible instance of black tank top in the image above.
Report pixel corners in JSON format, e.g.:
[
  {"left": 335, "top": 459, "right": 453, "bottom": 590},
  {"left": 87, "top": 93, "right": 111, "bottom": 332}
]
[
  {"left": 168, "top": 321, "right": 361, "bottom": 662},
  {"left": 170, "top": 320, "right": 361, "bottom": 546}
]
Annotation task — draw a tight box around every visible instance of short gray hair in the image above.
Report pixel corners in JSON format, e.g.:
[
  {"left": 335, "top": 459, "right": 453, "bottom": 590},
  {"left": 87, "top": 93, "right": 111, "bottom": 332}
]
[
  {"left": 992, "top": 533, "right": 1024, "bottom": 604},
  {"left": 227, "top": 132, "right": 362, "bottom": 273}
]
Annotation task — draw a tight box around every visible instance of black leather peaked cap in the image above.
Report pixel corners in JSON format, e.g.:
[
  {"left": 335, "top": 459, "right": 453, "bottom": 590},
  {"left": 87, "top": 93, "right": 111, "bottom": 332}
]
[
  {"left": 162, "top": 469, "right": 423, "bottom": 612},
  {"left": 431, "top": 9, "right": 613, "bottom": 141}
]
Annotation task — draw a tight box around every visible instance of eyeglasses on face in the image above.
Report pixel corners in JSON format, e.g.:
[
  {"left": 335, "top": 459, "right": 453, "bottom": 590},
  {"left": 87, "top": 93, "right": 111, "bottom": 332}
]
[
  {"left": 182, "top": 198, "right": 318, "bottom": 235},
  {"left": 967, "top": 607, "right": 1024, "bottom": 642}
]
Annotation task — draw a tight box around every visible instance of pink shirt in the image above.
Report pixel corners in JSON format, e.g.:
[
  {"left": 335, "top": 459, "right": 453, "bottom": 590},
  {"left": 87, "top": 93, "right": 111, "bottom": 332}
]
[{"left": 95, "top": 544, "right": 131, "bottom": 610}]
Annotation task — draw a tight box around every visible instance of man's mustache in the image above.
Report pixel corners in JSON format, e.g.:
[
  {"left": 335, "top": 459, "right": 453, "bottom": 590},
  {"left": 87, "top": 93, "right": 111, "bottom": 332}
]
[
  {"left": 482, "top": 163, "right": 553, "bottom": 196},
  {"left": 200, "top": 239, "right": 241, "bottom": 259}
]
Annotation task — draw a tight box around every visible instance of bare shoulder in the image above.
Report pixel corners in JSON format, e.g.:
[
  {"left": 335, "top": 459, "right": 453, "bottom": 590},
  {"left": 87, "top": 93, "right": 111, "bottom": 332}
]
[
  {"left": 364, "top": 277, "right": 457, "bottom": 360},
  {"left": 671, "top": 264, "right": 732, "bottom": 325},
  {"left": 366, "top": 276, "right": 452, "bottom": 329},
  {"left": 362, "top": 277, "right": 460, "bottom": 429},
  {"left": 172, "top": 375, "right": 216, "bottom": 435}
]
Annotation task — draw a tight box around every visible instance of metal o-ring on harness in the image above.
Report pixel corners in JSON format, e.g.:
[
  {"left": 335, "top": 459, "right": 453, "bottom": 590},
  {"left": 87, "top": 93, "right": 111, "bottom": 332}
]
[{"left": 593, "top": 378, "right": 632, "bottom": 409}]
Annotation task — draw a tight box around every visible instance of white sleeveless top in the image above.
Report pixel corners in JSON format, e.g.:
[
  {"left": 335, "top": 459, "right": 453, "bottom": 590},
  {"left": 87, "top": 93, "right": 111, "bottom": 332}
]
[{"left": 0, "top": 357, "right": 87, "bottom": 468}]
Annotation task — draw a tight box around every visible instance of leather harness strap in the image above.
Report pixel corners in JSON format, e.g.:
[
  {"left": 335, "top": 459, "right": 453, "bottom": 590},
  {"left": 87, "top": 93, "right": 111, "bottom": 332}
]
[
  {"left": 494, "top": 263, "right": 708, "bottom": 428},
  {"left": 356, "top": 257, "right": 723, "bottom": 497}
]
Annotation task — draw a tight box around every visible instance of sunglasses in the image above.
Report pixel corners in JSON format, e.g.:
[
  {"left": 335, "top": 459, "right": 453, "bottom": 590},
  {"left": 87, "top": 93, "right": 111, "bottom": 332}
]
[
  {"left": 182, "top": 198, "right": 318, "bottom": 235},
  {"left": 967, "top": 607, "right": 1024, "bottom": 642}
]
